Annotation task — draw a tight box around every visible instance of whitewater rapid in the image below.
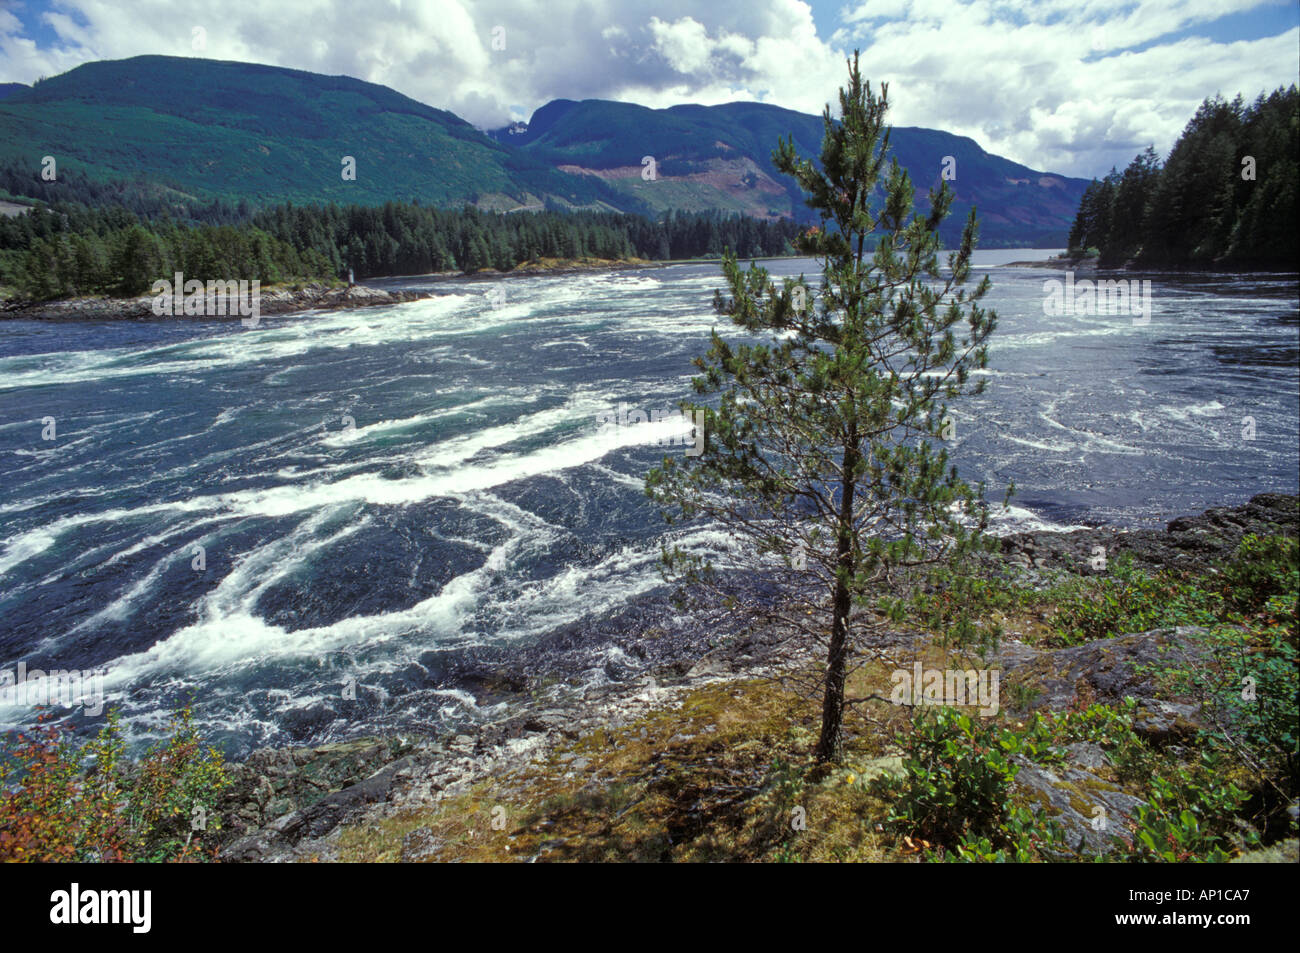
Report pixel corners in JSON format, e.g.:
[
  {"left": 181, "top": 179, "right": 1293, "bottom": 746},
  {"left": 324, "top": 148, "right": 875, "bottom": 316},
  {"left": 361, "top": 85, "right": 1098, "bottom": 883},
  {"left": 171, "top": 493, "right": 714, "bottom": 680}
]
[{"left": 1, "top": 259, "right": 1295, "bottom": 750}]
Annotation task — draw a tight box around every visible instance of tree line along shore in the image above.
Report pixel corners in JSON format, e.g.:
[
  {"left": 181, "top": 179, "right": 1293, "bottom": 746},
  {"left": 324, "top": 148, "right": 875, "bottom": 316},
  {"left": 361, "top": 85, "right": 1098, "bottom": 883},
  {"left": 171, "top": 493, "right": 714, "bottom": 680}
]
[{"left": 0, "top": 198, "right": 802, "bottom": 306}]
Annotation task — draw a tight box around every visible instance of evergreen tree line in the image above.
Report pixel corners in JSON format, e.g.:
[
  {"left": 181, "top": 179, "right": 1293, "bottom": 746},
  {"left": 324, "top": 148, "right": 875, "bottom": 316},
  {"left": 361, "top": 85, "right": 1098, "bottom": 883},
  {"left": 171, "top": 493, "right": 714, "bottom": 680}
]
[
  {"left": 0, "top": 186, "right": 802, "bottom": 300},
  {"left": 0, "top": 208, "right": 332, "bottom": 299},
  {"left": 246, "top": 203, "right": 800, "bottom": 278},
  {"left": 1068, "top": 86, "right": 1298, "bottom": 268}
]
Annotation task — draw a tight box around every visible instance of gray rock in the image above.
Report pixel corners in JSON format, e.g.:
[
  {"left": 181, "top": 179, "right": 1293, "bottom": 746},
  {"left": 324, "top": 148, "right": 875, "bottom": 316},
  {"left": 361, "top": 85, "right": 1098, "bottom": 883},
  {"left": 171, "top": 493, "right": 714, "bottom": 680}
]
[
  {"left": 217, "top": 737, "right": 413, "bottom": 844},
  {"left": 686, "top": 654, "right": 728, "bottom": 678},
  {"left": 400, "top": 827, "right": 445, "bottom": 862},
  {"left": 1002, "top": 626, "right": 1211, "bottom": 717},
  {"left": 1014, "top": 760, "right": 1145, "bottom": 855},
  {"left": 1133, "top": 699, "right": 1203, "bottom": 743},
  {"left": 221, "top": 756, "right": 415, "bottom": 862},
  {"left": 1000, "top": 494, "right": 1297, "bottom": 575},
  {"left": 1064, "top": 742, "right": 1111, "bottom": 769}
]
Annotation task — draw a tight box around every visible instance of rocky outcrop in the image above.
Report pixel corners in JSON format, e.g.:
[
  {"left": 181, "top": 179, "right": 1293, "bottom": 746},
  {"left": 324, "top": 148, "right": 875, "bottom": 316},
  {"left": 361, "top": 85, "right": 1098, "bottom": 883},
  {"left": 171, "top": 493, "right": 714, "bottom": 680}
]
[
  {"left": 1000, "top": 626, "right": 1209, "bottom": 739},
  {"left": 221, "top": 752, "right": 423, "bottom": 862},
  {"left": 1000, "top": 493, "right": 1297, "bottom": 575},
  {"left": 217, "top": 737, "right": 417, "bottom": 851},
  {"left": 1013, "top": 745, "right": 1147, "bottom": 855},
  {"left": 215, "top": 494, "right": 1296, "bottom": 861}
]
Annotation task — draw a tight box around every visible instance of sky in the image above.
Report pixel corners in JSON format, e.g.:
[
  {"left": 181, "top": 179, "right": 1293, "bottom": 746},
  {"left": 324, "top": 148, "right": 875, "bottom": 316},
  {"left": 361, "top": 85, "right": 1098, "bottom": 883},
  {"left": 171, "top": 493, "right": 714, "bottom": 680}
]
[{"left": 1, "top": 0, "right": 1297, "bottom": 179}]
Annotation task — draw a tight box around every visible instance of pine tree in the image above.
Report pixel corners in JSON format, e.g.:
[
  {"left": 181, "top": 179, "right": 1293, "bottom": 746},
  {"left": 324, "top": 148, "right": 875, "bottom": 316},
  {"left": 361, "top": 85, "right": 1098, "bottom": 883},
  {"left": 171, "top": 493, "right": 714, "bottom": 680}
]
[
  {"left": 647, "top": 53, "right": 998, "bottom": 763},
  {"left": 111, "top": 225, "right": 160, "bottom": 296},
  {"left": 1102, "top": 147, "right": 1161, "bottom": 266}
]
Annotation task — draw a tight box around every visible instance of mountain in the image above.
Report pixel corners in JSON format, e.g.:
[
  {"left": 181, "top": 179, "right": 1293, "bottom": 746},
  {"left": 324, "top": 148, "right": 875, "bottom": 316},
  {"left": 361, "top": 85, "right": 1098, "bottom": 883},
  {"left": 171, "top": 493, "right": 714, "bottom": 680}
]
[
  {"left": 0, "top": 57, "right": 641, "bottom": 213},
  {"left": 491, "top": 99, "right": 1090, "bottom": 246},
  {"left": 0, "top": 56, "right": 1086, "bottom": 245}
]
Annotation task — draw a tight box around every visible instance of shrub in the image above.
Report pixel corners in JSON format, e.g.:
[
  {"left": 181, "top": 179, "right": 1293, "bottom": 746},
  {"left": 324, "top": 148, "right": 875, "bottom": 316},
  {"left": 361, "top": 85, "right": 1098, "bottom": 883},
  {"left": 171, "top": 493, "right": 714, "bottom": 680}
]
[
  {"left": 1221, "top": 534, "right": 1299, "bottom": 614},
  {"left": 0, "top": 707, "right": 230, "bottom": 862},
  {"left": 874, "top": 707, "right": 1061, "bottom": 859},
  {"left": 1116, "top": 753, "right": 1258, "bottom": 862},
  {"left": 1048, "top": 555, "right": 1221, "bottom": 645}
]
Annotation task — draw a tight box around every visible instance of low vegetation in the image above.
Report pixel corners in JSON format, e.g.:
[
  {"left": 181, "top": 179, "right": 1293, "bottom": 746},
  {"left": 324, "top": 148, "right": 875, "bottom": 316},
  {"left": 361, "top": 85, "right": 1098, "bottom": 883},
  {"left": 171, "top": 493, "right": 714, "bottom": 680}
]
[
  {"left": 0, "top": 707, "right": 230, "bottom": 862},
  {"left": 323, "top": 532, "right": 1297, "bottom": 863},
  {"left": 2, "top": 534, "right": 1292, "bottom": 862}
]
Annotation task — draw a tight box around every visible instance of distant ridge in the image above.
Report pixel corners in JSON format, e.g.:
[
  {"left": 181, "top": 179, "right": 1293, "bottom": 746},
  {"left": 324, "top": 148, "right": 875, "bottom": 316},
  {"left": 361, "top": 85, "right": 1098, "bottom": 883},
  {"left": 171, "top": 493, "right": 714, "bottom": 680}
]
[{"left": 490, "top": 98, "right": 1090, "bottom": 246}]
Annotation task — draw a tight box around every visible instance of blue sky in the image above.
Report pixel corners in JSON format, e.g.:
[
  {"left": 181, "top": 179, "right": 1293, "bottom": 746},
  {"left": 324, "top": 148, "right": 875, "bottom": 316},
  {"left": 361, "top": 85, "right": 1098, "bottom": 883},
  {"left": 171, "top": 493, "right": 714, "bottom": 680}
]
[{"left": 2, "top": 0, "right": 1297, "bottom": 177}]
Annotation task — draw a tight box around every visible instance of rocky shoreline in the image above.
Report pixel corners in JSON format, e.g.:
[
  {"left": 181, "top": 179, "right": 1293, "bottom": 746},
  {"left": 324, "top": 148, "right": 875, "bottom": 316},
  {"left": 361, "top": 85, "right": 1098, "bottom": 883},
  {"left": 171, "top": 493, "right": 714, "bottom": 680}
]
[
  {"left": 999, "top": 257, "right": 1297, "bottom": 274},
  {"left": 1002, "top": 256, "right": 1098, "bottom": 271},
  {"left": 0, "top": 282, "right": 435, "bottom": 321},
  {"left": 0, "top": 256, "right": 795, "bottom": 321},
  {"left": 214, "top": 492, "right": 1298, "bottom": 862},
  {"left": 998, "top": 492, "right": 1299, "bottom": 574}
]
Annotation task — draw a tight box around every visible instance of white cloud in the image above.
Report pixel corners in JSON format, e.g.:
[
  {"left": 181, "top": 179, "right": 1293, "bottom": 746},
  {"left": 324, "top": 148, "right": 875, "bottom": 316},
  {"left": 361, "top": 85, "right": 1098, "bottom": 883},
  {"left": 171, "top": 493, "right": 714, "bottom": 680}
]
[
  {"left": 649, "top": 16, "right": 714, "bottom": 74},
  {"left": 833, "top": 0, "right": 1300, "bottom": 174}
]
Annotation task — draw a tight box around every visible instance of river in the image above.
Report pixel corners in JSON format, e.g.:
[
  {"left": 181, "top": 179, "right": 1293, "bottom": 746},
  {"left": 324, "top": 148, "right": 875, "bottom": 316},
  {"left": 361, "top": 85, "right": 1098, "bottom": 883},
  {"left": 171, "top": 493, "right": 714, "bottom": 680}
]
[{"left": 1, "top": 252, "right": 1295, "bottom": 751}]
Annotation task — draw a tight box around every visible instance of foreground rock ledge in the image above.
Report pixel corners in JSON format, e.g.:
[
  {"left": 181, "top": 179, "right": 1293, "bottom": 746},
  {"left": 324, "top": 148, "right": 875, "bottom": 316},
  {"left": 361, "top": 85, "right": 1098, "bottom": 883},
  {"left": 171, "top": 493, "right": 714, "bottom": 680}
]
[{"left": 218, "top": 492, "right": 1298, "bottom": 862}]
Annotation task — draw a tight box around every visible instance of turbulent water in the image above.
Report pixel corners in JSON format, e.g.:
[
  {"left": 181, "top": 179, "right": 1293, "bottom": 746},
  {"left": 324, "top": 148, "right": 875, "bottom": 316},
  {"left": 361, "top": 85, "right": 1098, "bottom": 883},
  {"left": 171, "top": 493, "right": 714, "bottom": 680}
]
[{"left": 1, "top": 252, "right": 1296, "bottom": 751}]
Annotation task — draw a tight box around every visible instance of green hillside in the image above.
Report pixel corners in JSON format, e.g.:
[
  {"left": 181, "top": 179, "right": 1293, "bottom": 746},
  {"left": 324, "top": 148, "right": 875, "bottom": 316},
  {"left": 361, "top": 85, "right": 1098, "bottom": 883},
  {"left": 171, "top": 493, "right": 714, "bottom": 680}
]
[
  {"left": 499, "top": 99, "right": 1090, "bottom": 245},
  {"left": 0, "top": 57, "right": 641, "bottom": 213}
]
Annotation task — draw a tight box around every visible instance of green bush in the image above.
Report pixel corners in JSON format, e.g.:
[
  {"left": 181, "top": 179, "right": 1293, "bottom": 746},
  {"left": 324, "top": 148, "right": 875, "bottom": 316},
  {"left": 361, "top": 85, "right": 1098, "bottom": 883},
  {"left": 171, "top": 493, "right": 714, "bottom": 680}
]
[
  {"left": 1149, "top": 621, "right": 1299, "bottom": 801},
  {"left": 879, "top": 563, "right": 1011, "bottom": 658},
  {"left": 1221, "top": 534, "right": 1299, "bottom": 614},
  {"left": 874, "top": 707, "right": 1062, "bottom": 859},
  {"left": 1048, "top": 535, "right": 1298, "bottom": 646},
  {"left": 1048, "top": 555, "right": 1222, "bottom": 645},
  {"left": 0, "top": 707, "right": 230, "bottom": 862},
  {"left": 1115, "top": 753, "right": 1257, "bottom": 862}
]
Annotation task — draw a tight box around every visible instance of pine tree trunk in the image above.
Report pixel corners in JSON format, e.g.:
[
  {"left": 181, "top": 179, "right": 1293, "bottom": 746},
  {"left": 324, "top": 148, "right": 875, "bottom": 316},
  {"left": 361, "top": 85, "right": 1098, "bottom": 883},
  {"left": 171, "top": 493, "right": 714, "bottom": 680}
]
[
  {"left": 814, "top": 576, "right": 851, "bottom": 763},
  {"left": 815, "top": 440, "right": 859, "bottom": 764}
]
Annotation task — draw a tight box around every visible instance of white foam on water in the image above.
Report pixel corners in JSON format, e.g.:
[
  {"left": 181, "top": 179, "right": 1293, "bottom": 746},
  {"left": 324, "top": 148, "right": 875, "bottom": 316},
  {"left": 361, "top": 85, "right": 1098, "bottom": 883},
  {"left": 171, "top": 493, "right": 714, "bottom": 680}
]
[
  {"left": 74, "top": 488, "right": 713, "bottom": 713},
  {"left": 93, "top": 508, "right": 526, "bottom": 690},
  {"left": 0, "top": 526, "right": 58, "bottom": 577},
  {"left": 59, "top": 514, "right": 241, "bottom": 638},
  {"left": 0, "top": 295, "right": 478, "bottom": 391},
  {"left": 91, "top": 508, "right": 378, "bottom": 684},
  {"left": 985, "top": 504, "right": 1092, "bottom": 535},
  {"left": 1001, "top": 433, "right": 1077, "bottom": 453},
  {"left": 0, "top": 391, "right": 640, "bottom": 578},
  {"left": 1034, "top": 396, "right": 1144, "bottom": 456},
  {"left": 587, "top": 462, "right": 650, "bottom": 492},
  {"left": 537, "top": 338, "right": 592, "bottom": 349},
  {"left": 212, "top": 407, "right": 242, "bottom": 427},
  {"left": 997, "top": 324, "right": 1131, "bottom": 350},
  {"left": 0, "top": 496, "right": 221, "bottom": 580},
  {"left": 1161, "top": 400, "right": 1226, "bottom": 423},
  {"left": 68, "top": 547, "right": 184, "bottom": 633},
  {"left": 411, "top": 390, "right": 607, "bottom": 467},
  {"left": 583, "top": 274, "right": 663, "bottom": 292},
  {"left": 319, "top": 393, "right": 527, "bottom": 448}
]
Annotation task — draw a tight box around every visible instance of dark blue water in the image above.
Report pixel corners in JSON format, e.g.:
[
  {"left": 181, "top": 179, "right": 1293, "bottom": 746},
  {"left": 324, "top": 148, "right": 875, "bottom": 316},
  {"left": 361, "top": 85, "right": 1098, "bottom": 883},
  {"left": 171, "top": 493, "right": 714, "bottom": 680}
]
[{"left": 1, "top": 254, "right": 1296, "bottom": 751}]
